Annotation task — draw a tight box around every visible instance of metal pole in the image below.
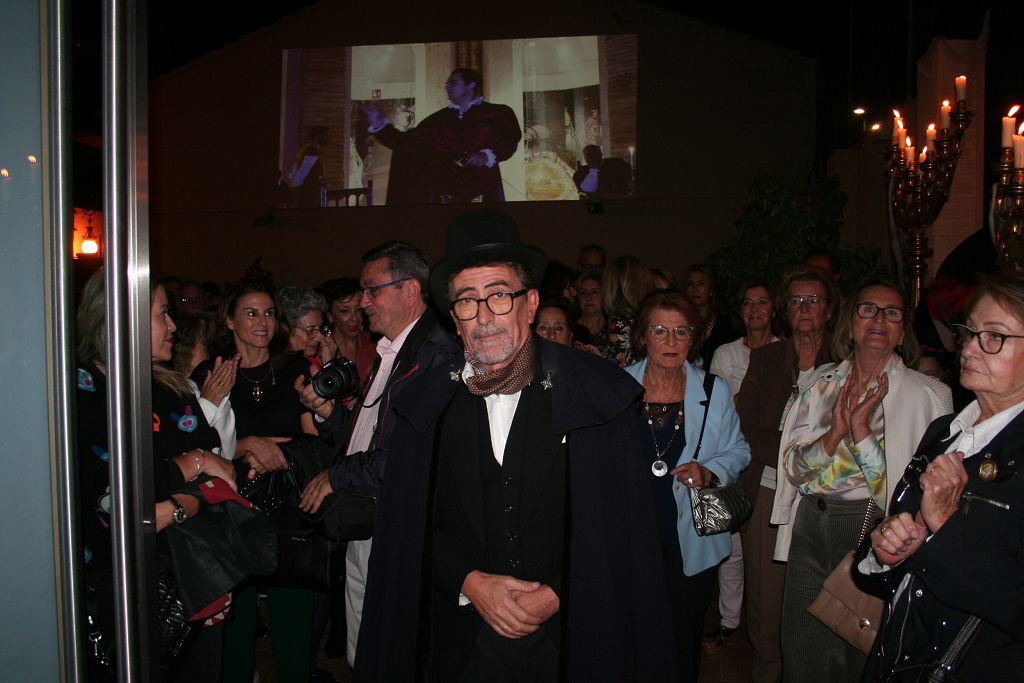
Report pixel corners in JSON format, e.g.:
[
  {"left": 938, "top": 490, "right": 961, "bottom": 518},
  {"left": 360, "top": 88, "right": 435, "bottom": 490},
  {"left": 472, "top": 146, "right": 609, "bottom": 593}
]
[
  {"left": 43, "top": 0, "right": 84, "bottom": 678},
  {"left": 103, "top": 0, "right": 156, "bottom": 680}
]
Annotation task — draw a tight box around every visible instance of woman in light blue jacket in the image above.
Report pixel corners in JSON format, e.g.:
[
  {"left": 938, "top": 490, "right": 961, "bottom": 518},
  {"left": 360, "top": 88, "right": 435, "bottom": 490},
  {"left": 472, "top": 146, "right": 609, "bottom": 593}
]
[{"left": 625, "top": 290, "right": 751, "bottom": 683}]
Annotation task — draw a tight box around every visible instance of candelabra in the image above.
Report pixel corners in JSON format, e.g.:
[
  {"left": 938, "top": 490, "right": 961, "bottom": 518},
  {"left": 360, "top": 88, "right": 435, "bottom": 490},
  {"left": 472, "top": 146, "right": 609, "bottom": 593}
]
[
  {"left": 887, "top": 101, "right": 972, "bottom": 311},
  {"left": 993, "top": 149, "right": 1024, "bottom": 272}
]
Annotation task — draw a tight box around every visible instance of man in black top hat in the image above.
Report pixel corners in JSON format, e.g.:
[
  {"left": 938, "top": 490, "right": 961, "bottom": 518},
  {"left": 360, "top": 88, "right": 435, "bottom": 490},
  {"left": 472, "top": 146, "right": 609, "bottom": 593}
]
[{"left": 352, "top": 208, "right": 678, "bottom": 682}]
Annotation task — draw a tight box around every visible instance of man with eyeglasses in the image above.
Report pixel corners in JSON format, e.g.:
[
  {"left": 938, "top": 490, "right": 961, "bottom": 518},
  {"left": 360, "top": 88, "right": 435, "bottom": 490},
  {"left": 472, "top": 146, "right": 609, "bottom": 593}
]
[
  {"left": 295, "top": 240, "right": 461, "bottom": 667},
  {"left": 351, "top": 209, "right": 677, "bottom": 682}
]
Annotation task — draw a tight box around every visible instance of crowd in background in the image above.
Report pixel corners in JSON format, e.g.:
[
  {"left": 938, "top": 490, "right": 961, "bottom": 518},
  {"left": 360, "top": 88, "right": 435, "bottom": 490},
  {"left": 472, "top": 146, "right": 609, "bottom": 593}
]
[{"left": 75, "top": 213, "right": 1024, "bottom": 682}]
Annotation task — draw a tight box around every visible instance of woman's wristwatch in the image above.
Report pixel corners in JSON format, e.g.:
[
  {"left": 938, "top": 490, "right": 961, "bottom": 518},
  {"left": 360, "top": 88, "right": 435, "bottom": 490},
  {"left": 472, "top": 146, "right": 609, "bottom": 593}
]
[{"left": 169, "top": 495, "right": 188, "bottom": 524}]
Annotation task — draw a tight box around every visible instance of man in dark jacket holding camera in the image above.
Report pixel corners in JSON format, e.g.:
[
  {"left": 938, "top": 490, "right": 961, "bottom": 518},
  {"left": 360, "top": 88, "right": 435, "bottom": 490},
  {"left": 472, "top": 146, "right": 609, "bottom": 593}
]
[{"left": 295, "top": 240, "right": 461, "bottom": 666}]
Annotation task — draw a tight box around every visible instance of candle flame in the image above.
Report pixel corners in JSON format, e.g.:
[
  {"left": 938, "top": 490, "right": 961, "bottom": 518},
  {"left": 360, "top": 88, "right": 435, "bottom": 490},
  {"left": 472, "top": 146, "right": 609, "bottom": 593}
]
[
  {"left": 897, "top": 120, "right": 904, "bottom": 131},
  {"left": 1019, "top": 122, "right": 1024, "bottom": 135},
  {"left": 0, "top": 168, "right": 9, "bottom": 178},
  {"left": 942, "top": 100, "right": 950, "bottom": 107},
  {"left": 957, "top": 75, "right": 967, "bottom": 80},
  {"left": 927, "top": 123, "right": 936, "bottom": 132},
  {"left": 892, "top": 109, "right": 902, "bottom": 119},
  {"left": 905, "top": 136, "right": 913, "bottom": 147},
  {"left": 1009, "top": 105, "right": 1021, "bottom": 117}
]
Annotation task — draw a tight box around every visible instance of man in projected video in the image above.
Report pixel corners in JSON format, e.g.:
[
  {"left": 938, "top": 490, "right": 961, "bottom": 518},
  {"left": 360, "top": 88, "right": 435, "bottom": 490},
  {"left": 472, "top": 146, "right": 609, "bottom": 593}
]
[{"left": 366, "top": 68, "right": 522, "bottom": 204}]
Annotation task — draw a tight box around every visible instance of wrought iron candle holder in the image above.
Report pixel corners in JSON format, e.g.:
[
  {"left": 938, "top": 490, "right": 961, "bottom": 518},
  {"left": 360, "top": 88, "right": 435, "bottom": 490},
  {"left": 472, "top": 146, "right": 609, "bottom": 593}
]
[
  {"left": 887, "top": 101, "right": 973, "bottom": 310},
  {"left": 993, "top": 151, "right": 1024, "bottom": 272}
]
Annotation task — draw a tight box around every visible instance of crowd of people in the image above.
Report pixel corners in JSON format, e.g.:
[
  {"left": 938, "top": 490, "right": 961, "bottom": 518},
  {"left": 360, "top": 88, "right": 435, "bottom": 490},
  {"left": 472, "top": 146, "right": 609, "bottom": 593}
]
[{"left": 75, "top": 207, "right": 1024, "bottom": 682}]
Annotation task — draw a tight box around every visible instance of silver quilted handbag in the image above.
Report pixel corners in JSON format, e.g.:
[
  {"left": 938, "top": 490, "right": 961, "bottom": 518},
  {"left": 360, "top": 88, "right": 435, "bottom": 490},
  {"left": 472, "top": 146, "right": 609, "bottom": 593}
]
[{"left": 688, "top": 480, "right": 752, "bottom": 536}]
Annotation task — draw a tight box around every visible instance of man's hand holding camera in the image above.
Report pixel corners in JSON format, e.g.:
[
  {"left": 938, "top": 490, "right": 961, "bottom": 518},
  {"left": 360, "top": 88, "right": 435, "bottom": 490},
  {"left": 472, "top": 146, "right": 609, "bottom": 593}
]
[{"left": 294, "top": 366, "right": 335, "bottom": 420}]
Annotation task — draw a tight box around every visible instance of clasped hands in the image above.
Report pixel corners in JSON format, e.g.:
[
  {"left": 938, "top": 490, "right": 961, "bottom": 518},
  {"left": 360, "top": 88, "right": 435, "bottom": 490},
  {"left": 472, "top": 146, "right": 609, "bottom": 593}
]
[
  {"left": 870, "top": 451, "right": 968, "bottom": 565},
  {"left": 461, "top": 570, "right": 559, "bottom": 639},
  {"left": 824, "top": 373, "right": 889, "bottom": 455}
]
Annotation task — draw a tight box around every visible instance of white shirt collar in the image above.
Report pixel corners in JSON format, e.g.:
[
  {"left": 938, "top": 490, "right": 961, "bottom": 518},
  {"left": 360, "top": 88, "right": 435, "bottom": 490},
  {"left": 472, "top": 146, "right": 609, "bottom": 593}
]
[
  {"left": 448, "top": 96, "right": 484, "bottom": 117},
  {"left": 945, "top": 398, "right": 1024, "bottom": 457},
  {"left": 377, "top": 315, "right": 419, "bottom": 356}
]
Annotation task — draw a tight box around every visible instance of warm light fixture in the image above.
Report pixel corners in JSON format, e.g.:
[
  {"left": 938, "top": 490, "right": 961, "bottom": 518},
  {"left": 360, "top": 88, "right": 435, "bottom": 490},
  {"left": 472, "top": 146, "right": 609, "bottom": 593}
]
[
  {"left": 81, "top": 209, "right": 99, "bottom": 255},
  {"left": 853, "top": 107, "right": 866, "bottom": 115},
  {"left": 0, "top": 168, "right": 9, "bottom": 178},
  {"left": 26, "top": 155, "right": 38, "bottom": 165}
]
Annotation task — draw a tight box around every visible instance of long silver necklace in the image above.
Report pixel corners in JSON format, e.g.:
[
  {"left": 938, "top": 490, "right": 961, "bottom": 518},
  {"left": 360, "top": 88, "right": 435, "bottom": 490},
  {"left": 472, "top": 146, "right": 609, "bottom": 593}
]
[
  {"left": 644, "top": 401, "right": 684, "bottom": 477},
  {"left": 238, "top": 364, "right": 275, "bottom": 402}
]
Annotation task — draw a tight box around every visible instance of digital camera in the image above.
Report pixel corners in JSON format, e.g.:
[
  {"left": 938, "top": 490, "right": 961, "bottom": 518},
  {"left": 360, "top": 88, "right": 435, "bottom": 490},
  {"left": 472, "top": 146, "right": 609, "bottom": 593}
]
[{"left": 308, "top": 358, "right": 361, "bottom": 400}]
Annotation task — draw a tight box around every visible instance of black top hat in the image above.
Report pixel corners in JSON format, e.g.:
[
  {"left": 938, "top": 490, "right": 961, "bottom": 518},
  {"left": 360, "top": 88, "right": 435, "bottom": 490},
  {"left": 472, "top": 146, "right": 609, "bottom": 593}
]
[{"left": 429, "top": 209, "right": 547, "bottom": 307}]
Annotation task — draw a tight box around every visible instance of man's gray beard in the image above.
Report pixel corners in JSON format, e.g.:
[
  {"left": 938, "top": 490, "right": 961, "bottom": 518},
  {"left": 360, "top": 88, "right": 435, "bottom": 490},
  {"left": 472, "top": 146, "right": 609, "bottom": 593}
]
[{"left": 468, "top": 323, "right": 516, "bottom": 370}]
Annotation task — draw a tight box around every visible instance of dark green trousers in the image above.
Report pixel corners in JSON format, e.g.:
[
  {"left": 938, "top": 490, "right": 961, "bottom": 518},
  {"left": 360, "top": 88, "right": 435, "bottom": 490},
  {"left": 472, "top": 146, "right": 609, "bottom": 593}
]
[{"left": 221, "top": 582, "right": 314, "bottom": 683}]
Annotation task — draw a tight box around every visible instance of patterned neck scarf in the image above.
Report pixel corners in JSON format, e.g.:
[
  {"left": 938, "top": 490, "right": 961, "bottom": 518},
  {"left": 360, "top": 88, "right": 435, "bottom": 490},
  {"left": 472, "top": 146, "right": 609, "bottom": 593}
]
[{"left": 464, "top": 333, "right": 537, "bottom": 397}]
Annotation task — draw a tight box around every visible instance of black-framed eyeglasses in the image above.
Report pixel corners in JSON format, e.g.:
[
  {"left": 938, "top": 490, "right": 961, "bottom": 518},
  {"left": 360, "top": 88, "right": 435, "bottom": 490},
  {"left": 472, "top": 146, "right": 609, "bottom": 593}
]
[
  {"left": 856, "top": 302, "right": 905, "bottom": 323},
  {"left": 952, "top": 323, "right": 1024, "bottom": 354},
  {"left": 786, "top": 295, "right": 826, "bottom": 308},
  {"left": 360, "top": 277, "right": 410, "bottom": 298},
  {"left": 450, "top": 289, "right": 527, "bottom": 321},
  {"left": 646, "top": 324, "right": 694, "bottom": 341}
]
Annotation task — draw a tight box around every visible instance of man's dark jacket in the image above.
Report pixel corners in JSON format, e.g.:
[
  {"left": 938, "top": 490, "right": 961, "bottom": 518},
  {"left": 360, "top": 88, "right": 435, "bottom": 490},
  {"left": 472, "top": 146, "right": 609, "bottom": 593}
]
[
  {"left": 353, "top": 338, "right": 679, "bottom": 682},
  {"left": 322, "top": 308, "right": 462, "bottom": 495},
  {"left": 374, "top": 101, "right": 521, "bottom": 204}
]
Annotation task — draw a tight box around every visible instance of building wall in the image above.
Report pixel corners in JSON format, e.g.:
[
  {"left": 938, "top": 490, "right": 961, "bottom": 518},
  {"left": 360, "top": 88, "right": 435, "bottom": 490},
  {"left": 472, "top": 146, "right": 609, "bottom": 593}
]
[{"left": 149, "top": 0, "right": 817, "bottom": 286}]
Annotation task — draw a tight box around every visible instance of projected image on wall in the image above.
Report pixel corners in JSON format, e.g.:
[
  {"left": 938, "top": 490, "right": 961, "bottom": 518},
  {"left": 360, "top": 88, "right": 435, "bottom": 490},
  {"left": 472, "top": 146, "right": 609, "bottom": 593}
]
[{"left": 278, "top": 35, "right": 637, "bottom": 206}]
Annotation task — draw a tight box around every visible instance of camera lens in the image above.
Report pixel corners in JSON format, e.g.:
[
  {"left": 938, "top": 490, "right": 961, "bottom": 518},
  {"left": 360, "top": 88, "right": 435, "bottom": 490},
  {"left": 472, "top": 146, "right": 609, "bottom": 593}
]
[{"left": 309, "top": 359, "right": 360, "bottom": 400}]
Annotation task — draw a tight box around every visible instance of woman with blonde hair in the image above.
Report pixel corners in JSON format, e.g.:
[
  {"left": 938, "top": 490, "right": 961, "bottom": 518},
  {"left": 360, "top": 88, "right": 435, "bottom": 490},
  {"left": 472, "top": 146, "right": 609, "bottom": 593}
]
[
  {"left": 76, "top": 270, "right": 239, "bottom": 681},
  {"left": 602, "top": 255, "right": 654, "bottom": 366}
]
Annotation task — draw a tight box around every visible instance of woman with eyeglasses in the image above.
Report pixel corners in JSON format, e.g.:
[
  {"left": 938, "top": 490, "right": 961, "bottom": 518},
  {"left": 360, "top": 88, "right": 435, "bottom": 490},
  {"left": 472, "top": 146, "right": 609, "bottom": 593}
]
[
  {"left": 735, "top": 266, "right": 837, "bottom": 683},
  {"left": 277, "top": 286, "right": 329, "bottom": 362},
  {"left": 624, "top": 290, "right": 751, "bottom": 682},
  {"left": 856, "top": 273, "right": 1024, "bottom": 681},
  {"left": 774, "top": 281, "right": 951, "bottom": 683}
]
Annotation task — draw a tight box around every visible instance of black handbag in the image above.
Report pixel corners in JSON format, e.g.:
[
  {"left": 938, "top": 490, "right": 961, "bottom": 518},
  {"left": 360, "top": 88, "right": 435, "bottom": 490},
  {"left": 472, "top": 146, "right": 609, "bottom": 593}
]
[
  {"left": 687, "top": 372, "right": 753, "bottom": 536},
  {"left": 82, "top": 566, "right": 196, "bottom": 683},
  {"left": 236, "top": 460, "right": 334, "bottom": 589},
  {"left": 157, "top": 567, "right": 197, "bottom": 681}
]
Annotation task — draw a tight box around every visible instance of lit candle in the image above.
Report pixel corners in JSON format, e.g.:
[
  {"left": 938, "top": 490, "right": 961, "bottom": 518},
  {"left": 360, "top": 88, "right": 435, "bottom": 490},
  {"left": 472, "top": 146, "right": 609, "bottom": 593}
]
[
  {"left": 897, "top": 120, "right": 907, "bottom": 151},
  {"left": 1003, "top": 105, "right": 1020, "bottom": 148},
  {"left": 1015, "top": 122, "right": 1024, "bottom": 169},
  {"left": 905, "top": 136, "right": 915, "bottom": 168},
  {"left": 925, "top": 124, "right": 937, "bottom": 153},
  {"left": 892, "top": 109, "right": 902, "bottom": 145},
  {"left": 955, "top": 75, "right": 967, "bottom": 102},
  {"left": 940, "top": 100, "right": 952, "bottom": 129},
  {"left": 0, "top": 168, "right": 9, "bottom": 206},
  {"left": 919, "top": 150, "right": 927, "bottom": 165}
]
